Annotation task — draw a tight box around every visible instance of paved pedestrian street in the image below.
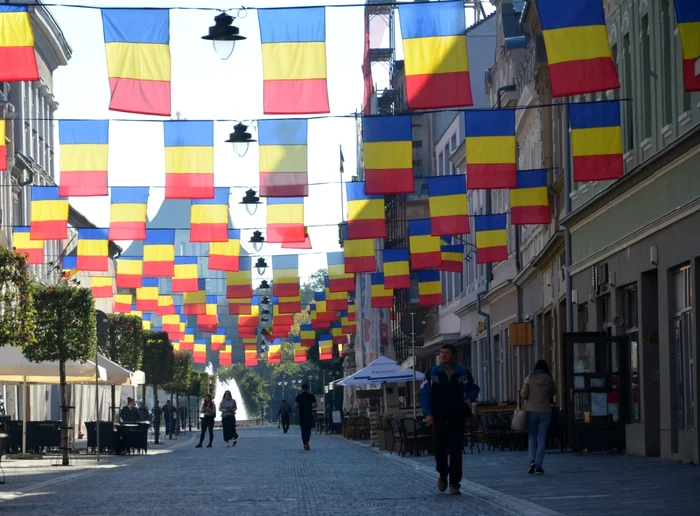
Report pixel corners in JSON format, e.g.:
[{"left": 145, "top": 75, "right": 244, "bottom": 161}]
[{"left": 2, "top": 426, "right": 700, "bottom": 516}]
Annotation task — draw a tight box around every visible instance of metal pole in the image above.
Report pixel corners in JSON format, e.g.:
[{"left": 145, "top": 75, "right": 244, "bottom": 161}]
[
  {"left": 339, "top": 144, "right": 345, "bottom": 222},
  {"left": 22, "top": 377, "right": 27, "bottom": 456},
  {"left": 563, "top": 97, "right": 574, "bottom": 332},
  {"left": 95, "top": 353, "right": 100, "bottom": 463},
  {"left": 411, "top": 312, "right": 416, "bottom": 420}
]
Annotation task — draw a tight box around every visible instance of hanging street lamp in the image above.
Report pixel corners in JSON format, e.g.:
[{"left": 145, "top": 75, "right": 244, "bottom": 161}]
[
  {"left": 225, "top": 122, "right": 256, "bottom": 157},
  {"left": 258, "top": 280, "right": 271, "bottom": 290},
  {"left": 201, "top": 11, "right": 246, "bottom": 61},
  {"left": 240, "top": 188, "right": 262, "bottom": 216},
  {"left": 249, "top": 230, "right": 265, "bottom": 252},
  {"left": 255, "top": 257, "right": 268, "bottom": 276}
]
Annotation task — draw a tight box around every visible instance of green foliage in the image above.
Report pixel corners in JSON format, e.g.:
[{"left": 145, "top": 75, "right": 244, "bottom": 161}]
[
  {"left": 219, "top": 365, "right": 270, "bottom": 416},
  {"left": 164, "top": 351, "right": 193, "bottom": 393},
  {"left": 24, "top": 286, "right": 96, "bottom": 363},
  {"left": 301, "top": 268, "right": 327, "bottom": 305},
  {"left": 0, "top": 248, "right": 36, "bottom": 348},
  {"left": 105, "top": 314, "right": 143, "bottom": 371},
  {"left": 141, "top": 331, "right": 174, "bottom": 388},
  {"left": 188, "top": 370, "right": 209, "bottom": 398}
]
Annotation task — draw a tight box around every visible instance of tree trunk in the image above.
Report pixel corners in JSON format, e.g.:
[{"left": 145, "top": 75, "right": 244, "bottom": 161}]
[
  {"left": 141, "top": 384, "right": 147, "bottom": 420},
  {"left": 187, "top": 395, "right": 191, "bottom": 431},
  {"left": 59, "top": 359, "right": 69, "bottom": 466},
  {"left": 110, "top": 385, "right": 116, "bottom": 423},
  {"left": 153, "top": 384, "right": 160, "bottom": 444}
]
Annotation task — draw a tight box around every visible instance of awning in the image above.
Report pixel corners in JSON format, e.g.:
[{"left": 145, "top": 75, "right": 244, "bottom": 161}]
[
  {"left": 0, "top": 346, "right": 106, "bottom": 384},
  {"left": 338, "top": 356, "right": 425, "bottom": 386},
  {"left": 96, "top": 354, "right": 144, "bottom": 386}
]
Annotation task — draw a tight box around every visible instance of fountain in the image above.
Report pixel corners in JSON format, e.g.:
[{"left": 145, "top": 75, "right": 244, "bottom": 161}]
[{"left": 206, "top": 363, "right": 249, "bottom": 421}]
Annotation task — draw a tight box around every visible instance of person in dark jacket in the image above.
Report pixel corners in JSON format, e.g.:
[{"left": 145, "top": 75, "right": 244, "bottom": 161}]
[
  {"left": 162, "top": 400, "right": 176, "bottom": 439},
  {"left": 420, "top": 344, "right": 479, "bottom": 496},
  {"left": 120, "top": 398, "right": 138, "bottom": 423},
  {"left": 277, "top": 400, "right": 292, "bottom": 433}
]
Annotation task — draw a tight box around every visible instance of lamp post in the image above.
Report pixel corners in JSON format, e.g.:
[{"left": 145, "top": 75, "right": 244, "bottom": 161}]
[
  {"left": 225, "top": 122, "right": 256, "bottom": 157},
  {"left": 240, "top": 189, "right": 262, "bottom": 216},
  {"left": 255, "top": 257, "right": 268, "bottom": 276},
  {"left": 249, "top": 230, "right": 265, "bottom": 252},
  {"left": 201, "top": 11, "right": 246, "bottom": 61}
]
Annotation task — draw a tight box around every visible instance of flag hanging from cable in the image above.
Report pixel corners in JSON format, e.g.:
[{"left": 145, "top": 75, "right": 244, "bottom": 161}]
[
  {"left": 197, "top": 295, "right": 219, "bottom": 333},
  {"left": 229, "top": 297, "right": 253, "bottom": 315},
  {"left": 181, "top": 329, "right": 195, "bottom": 351},
  {"left": 267, "top": 197, "right": 306, "bottom": 243},
  {"left": 258, "top": 7, "right": 330, "bottom": 115},
  {"left": 190, "top": 187, "right": 229, "bottom": 242},
  {"left": 363, "top": 115, "right": 414, "bottom": 195},
  {"left": 136, "top": 277, "right": 159, "bottom": 312},
  {"left": 510, "top": 169, "right": 550, "bottom": 225},
  {"left": 409, "top": 219, "right": 442, "bottom": 270},
  {"left": 370, "top": 273, "right": 394, "bottom": 309},
  {"left": 417, "top": 270, "right": 442, "bottom": 307},
  {"left": 208, "top": 229, "right": 241, "bottom": 272},
  {"left": 77, "top": 228, "right": 109, "bottom": 272},
  {"left": 427, "top": 175, "right": 470, "bottom": 236},
  {"left": 281, "top": 227, "right": 312, "bottom": 249},
  {"left": 58, "top": 120, "right": 109, "bottom": 197},
  {"left": 382, "top": 248, "right": 411, "bottom": 289},
  {"left": 101, "top": 9, "right": 171, "bottom": 115},
  {"left": 465, "top": 109, "right": 516, "bottom": 189},
  {"left": 211, "top": 329, "right": 227, "bottom": 351},
  {"left": 346, "top": 182, "right": 386, "bottom": 239},
  {"left": 183, "top": 282, "right": 207, "bottom": 316},
  {"left": 300, "top": 324, "right": 315, "bottom": 346},
  {"left": 440, "top": 243, "right": 464, "bottom": 273},
  {"left": 258, "top": 119, "right": 308, "bottom": 197},
  {"left": 60, "top": 256, "right": 78, "bottom": 281},
  {"left": 0, "top": 120, "right": 6, "bottom": 171},
  {"left": 172, "top": 256, "right": 199, "bottom": 292},
  {"left": 193, "top": 340, "right": 207, "bottom": 364},
  {"left": 226, "top": 256, "right": 252, "bottom": 298},
  {"left": 398, "top": 1, "right": 471, "bottom": 110},
  {"left": 30, "top": 186, "right": 69, "bottom": 241},
  {"left": 109, "top": 187, "right": 149, "bottom": 241},
  {"left": 0, "top": 5, "right": 39, "bottom": 82},
  {"left": 536, "top": 0, "right": 620, "bottom": 97},
  {"left": 570, "top": 101, "right": 624, "bottom": 182},
  {"left": 116, "top": 257, "right": 143, "bottom": 289},
  {"left": 272, "top": 255, "right": 300, "bottom": 297},
  {"left": 157, "top": 294, "right": 175, "bottom": 316},
  {"left": 318, "top": 334, "right": 333, "bottom": 360},
  {"left": 474, "top": 214, "right": 508, "bottom": 264},
  {"left": 164, "top": 120, "right": 214, "bottom": 199},
  {"left": 325, "top": 286, "right": 348, "bottom": 311},
  {"left": 142, "top": 229, "right": 175, "bottom": 277},
  {"left": 90, "top": 277, "right": 113, "bottom": 299},
  {"left": 220, "top": 343, "right": 232, "bottom": 366},
  {"left": 12, "top": 227, "right": 43, "bottom": 265},
  {"left": 114, "top": 293, "right": 132, "bottom": 314},
  {"left": 294, "top": 342, "right": 308, "bottom": 363},
  {"left": 267, "top": 343, "right": 282, "bottom": 364},
  {"left": 674, "top": 0, "right": 700, "bottom": 92},
  {"left": 327, "top": 252, "right": 355, "bottom": 291},
  {"left": 341, "top": 224, "right": 376, "bottom": 273}
]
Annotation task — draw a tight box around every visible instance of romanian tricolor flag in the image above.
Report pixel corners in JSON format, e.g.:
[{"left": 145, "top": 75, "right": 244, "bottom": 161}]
[
  {"left": 141, "top": 313, "right": 152, "bottom": 331},
  {"left": 267, "top": 343, "right": 282, "bottom": 364},
  {"left": 162, "top": 313, "right": 182, "bottom": 335},
  {"left": 229, "top": 297, "right": 252, "bottom": 316},
  {"left": 475, "top": 214, "right": 508, "bottom": 264},
  {"left": 465, "top": 109, "right": 516, "bottom": 190},
  {"left": 281, "top": 227, "right": 312, "bottom": 249},
  {"left": 211, "top": 329, "right": 226, "bottom": 351},
  {"left": 220, "top": 343, "right": 233, "bottom": 366},
  {"left": 346, "top": 182, "right": 386, "bottom": 239},
  {"left": 370, "top": 273, "right": 394, "bottom": 309},
  {"left": 569, "top": 101, "right": 624, "bottom": 182},
  {"left": 398, "top": 1, "right": 471, "bottom": 110},
  {"left": 208, "top": 229, "right": 240, "bottom": 272},
  {"left": 341, "top": 311, "right": 356, "bottom": 335},
  {"left": 417, "top": 270, "right": 442, "bottom": 307},
  {"left": 163, "top": 121, "right": 214, "bottom": 199},
  {"left": 272, "top": 255, "right": 300, "bottom": 297},
  {"left": 157, "top": 295, "right": 175, "bottom": 316},
  {"left": 193, "top": 341, "right": 207, "bottom": 364},
  {"left": 60, "top": 256, "right": 78, "bottom": 281},
  {"left": 294, "top": 343, "right": 307, "bottom": 363},
  {"left": 675, "top": 0, "right": 700, "bottom": 92},
  {"left": 325, "top": 289, "right": 348, "bottom": 312},
  {"left": 181, "top": 329, "right": 195, "bottom": 351},
  {"left": 510, "top": 169, "right": 550, "bottom": 225},
  {"left": 427, "top": 175, "right": 470, "bottom": 236},
  {"left": 327, "top": 252, "right": 355, "bottom": 292},
  {"left": 258, "top": 119, "right": 308, "bottom": 197},
  {"left": 109, "top": 187, "right": 149, "bottom": 241},
  {"left": 77, "top": 228, "right": 109, "bottom": 272},
  {"left": 197, "top": 295, "right": 219, "bottom": 333},
  {"left": 226, "top": 257, "right": 252, "bottom": 299},
  {"left": 300, "top": 324, "right": 315, "bottom": 346},
  {"left": 114, "top": 293, "right": 132, "bottom": 314},
  {"left": 342, "top": 224, "right": 376, "bottom": 273},
  {"left": 143, "top": 229, "right": 175, "bottom": 277},
  {"left": 0, "top": 119, "right": 7, "bottom": 171},
  {"left": 30, "top": 186, "right": 69, "bottom": 241},
  {"left": 440, "top": 243, "right": 464, "bottom": 273},
  {"left": 267, "top": 197, "right": 305, "bottom": 243},
  {"left": 183, "top": 282, "right": 207, "bottom": 315},
  {"left": 116, "top": 257, "right": 142, "bottom": 289},
  {"left": 244, "top": 345, "right": 258, "bottom": 367},
  {"left": 136, "top": 277, "right": 159, "bottom": 312},
  {"left": 0, "top": 5, "right": 39, "bottom": 82},
  {"left": 312, "top": 294, "right": 337, "bottom": 322},
  {"left": 330, "top": 321, "right": 346, "bottom": 345},
  {"left": 409, "top": 219, "right": 442, "bottom": 270},
  {"left": 190, "top": 187, "right": 229, "bottom": 242},
  {"left": 536, "top": 0, "right": 619, "bottom": 97},
  {"left": 128, "top": 305, "right": 142, "bottom": 319},
  {"left": 58, "top": 120, "right": 109, "bottom": 197},
  {"left": 258, "top": 7, "right": 330, "bottom": 115},
  {"left": 318, "top": 334, "right": 333, "bottom": 360},
  {"left": 363, "top": 115, "right": 414, "bottom": 195},
  {"left": 101, "top": 9, "right": 171, "bottom": 116},
  {"left": 172, "top": 256, "right": 199, "bottom": 292},
  {"left": 12, "top": 227, "right": 43, "bottom": 265},
  {"left": 90, "top": 277, "right": 113, "bottom": 299},
  {"left": 383, "top": 248, "right": 411, "bottom": 289}
]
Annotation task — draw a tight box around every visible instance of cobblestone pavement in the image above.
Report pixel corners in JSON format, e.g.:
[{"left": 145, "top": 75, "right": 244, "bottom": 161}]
[
  {"left": 1, "top": 426, "right": 560, "bottom": 516},
  {"left": 402, "top": 443, "right": 700, "bottom": 515}
]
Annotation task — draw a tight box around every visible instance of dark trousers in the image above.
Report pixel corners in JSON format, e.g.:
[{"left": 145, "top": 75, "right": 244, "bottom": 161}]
[
  {"left": 164, "top": 416, "right": 170, "bottom": 436},
  {"left": 300, "top": 419, "right": 312, "bottom": 445},
  {"left": 222, "top": 416, "right": 238, "bottom": 441},
  {"left": 198, "top": 416, "right": 214, "bottom": 445},
  {"left": 281, "top": 416, "right": 290, "bottom": 433},
  {"left": 433, "top": 418, "right": 466, "bottom": 487}
]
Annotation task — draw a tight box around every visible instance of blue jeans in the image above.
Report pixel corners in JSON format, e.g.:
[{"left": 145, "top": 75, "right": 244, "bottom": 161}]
[{"left": 527, "top": 412, "right": 552, "bottom": 467}]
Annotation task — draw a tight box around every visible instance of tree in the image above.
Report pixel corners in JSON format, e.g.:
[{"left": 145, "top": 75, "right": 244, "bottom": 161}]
[
  {"left": 301, "top": 268, "right": 327, "bottom": 305},
  {"left": 105, "top": 314, "right": 143, "bottom": 371},
  {"left": 187, "top": 370, "right": 208, "bottom": 430},
  {"left": 142, "top": 331, "right": 174, "bottom": 408},
  {"left": 24, "top": 286, "right": 96, "bottom": 465},
  {"left": 0, "top": 247, "right": 36, "bottom": 348},
  {"left": 164, "top": 351, "right": 193, "bottom": 405},
  {"left": 219, "top": 366, "right": 270, "bottom": 419}
]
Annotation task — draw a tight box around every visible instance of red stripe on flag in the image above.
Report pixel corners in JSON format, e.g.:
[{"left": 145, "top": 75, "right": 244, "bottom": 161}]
[
  {"left": 0, "top": 46, "right": 39, "bottom": 82},
  {"left": 476, "top": 246, "right": 508, "bottom": 264},
  {"left": 411, "top": 251, "right": 442, "bottom": 270},
  {"left": 263, "top": 79, "right": 330, "bottom": 115},
  {"left": 116, "top": 273, "right": 142, "bottom": 289},
  {"left": 59, "top": 171, "right": 108, "bottom": 197},
  {"left": 328, "top": 278, "right": 355, "bottom": 292},
  {"left": 136, "top": 299, "right": 158, "bottom": 312},
  {"left": 108, "top": 77, "right": 171, "bottom": 116},
  {"left": 385, "top": 274, "right": 411, "bottom": 290},
  {"left": 77, "top": 256, "right": 109, "bottom": 272},
  {"left": 259, "top": 172, "right": 309, "bottom": 197},
  {"left": 114, "top": 302, "right": 131, "bottom": 313},
  {"left": 405, "top": 71, "right": 472, "bottom": 110},
  {"left": 439, "top": 260, "right": 463, "bottom": 273},
  {"left": 430, "top": 215, "right": 470, "bottom": 236},
  {"left": 682, "top": 60, "right": 700, "bottom": 92},
  {"left": 208, "top": 255, "right": 240, "bottom": 272},
  {"left": 143, "top": 261, "right": 174, "bottom": 277},
  {"left": 110, "top": 222, "right": 146, "bottom": 241},
  {"left": 157, "top": 304, "right": 175, "bottom": 316},
  {"left": 266, "top": 224, "right": 306, "bottom": 243},
  {"left": 0, "top": 145, "right": 7, "bottom": 171},
  {"left": 466, "top": 164, "right": 517, "bottom": 190},
  {"left": 165, "top": 173, "right": 214, "bottom": 200},
  {"left": 371, "top": 296, "right": 394, "bottom": 309},
  {"left": 91, "top": 286, "right": 113, "bottom": 299},
  {"left": 172, "top": 278, "right": 200, "bottom": 292},
  {"left": 227, "top": 285, "right": 252, "bottom": 299},
  {"left": 15, "top": 248, "right": 43, "bottom": 265},
  {"left": 190, "top": 223, "right": 229, "bottom": 243},
  {"left": 572, "top": 154, "right": 623, "bottom": 182},
  {"left": 272, "top": 284, "right": 299, "bottom": 298},
  {"left": 364, "top": 168, "right": 415, "bottom": 195},
  {"left": 278, "top": 301, "right": 300, "bottom": 314},
  {"left": 420, "top": 293, "right": 443, "bottom": 306},
  {"left": 183, "top": 303, "right": 206, "bottom": 316},
  {"left": 347, "top": 219, "right": 385, "bottom": 239},
  {"left": 511, "top": 206, "right": 550, "bottom": 226},
  {"left": 548, "top": 58, "right": 620, "bottom": 98},
  {"left": 345, "top": 256, "right": 376, "bottom": 273},
  {"left": 30, "top": 220, "right": 67, "bottom": 241}
]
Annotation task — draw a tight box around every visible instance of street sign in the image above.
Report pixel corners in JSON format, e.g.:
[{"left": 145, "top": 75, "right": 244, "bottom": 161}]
[{"left": 400, "top": 310, "right": 426, "bottom": 338}]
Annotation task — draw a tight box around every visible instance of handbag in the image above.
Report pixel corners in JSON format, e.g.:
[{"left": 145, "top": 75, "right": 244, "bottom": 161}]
[{"left": 511, "top": 400, "right": 527, "bottom": 432}]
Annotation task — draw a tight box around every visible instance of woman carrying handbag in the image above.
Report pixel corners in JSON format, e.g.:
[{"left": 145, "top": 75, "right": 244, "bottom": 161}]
[{"left": 519, "top": 360, "right": 556, "bottom": 475}]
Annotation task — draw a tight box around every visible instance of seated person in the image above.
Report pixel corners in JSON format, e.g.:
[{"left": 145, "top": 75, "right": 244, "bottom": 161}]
[{"left": 120, "top": 397, "right": 139, "bottom": 423}]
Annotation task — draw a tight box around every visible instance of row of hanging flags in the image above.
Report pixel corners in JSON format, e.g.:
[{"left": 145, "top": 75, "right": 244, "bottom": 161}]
[{"left": 0, "top": 0, "right": 698, "bottom": 118}]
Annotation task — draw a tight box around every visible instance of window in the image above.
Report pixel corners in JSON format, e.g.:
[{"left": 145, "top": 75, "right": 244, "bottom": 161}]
[
  {"left": 622, "top": 33, "right": 634, "bottom": 152},
  {"left": 438, "top": 152, "right": 444, "bottom": 176},
  {"left": 611, "top": 44, "right": 620, "bottom": 101},
  {"left": 411, "top": 124, "right": 422, "bottom": 142},
  {"left": 450, "top": 134, "right": 457, "bottom": 152},
  {"left": 622, "top": 284, "right": 640, "bottom": 421},
  {"left": 443, "top": 144, "right": 450, "bottom": 175},
  {"left": 577, "top": 303, "right": 588, "bottom": 332},
  {"left": 670, "top": 265, "right": 694, "bottom": 435},
  {"left": 660, "top": 0, "right": 673, "bottom": 127},
  {"left": 640, "top": 15, "right": 652, "bottom": 140}
]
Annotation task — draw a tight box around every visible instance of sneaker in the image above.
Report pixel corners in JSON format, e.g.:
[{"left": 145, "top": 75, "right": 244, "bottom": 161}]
[
  {"left": 195, "top": 444, "right": 202, "bottom": 448},
  {"left": 206, "top": 443, "right": 212, "bottom": 448},
  {"left": 535, "top": 467, "right": 544, "bottom": 475},
  {"left": 304, "top": 443, "right": 310, "bottom": 450},
  {"left": 437, "top": 477, "right": 448, "bottom": 492},
  {"left": 449, "top": 485, "right": 461, "bottom": 496},
  {"left": 528, "top": 462, "right": 536, "bottom": 474},
  {"left": 232, "top": 440, "right": 237, "bottom": 447}
]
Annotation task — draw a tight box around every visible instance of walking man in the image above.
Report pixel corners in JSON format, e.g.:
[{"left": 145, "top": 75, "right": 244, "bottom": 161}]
[
  {"left": 277, "top": 400, "right": 292, "bottom": 433},
  {"left": 294, "top": 384, "right": 317, "bottom": 450},
  {"left": 420, "top": 344, "right": 479, "bottom": 496}
]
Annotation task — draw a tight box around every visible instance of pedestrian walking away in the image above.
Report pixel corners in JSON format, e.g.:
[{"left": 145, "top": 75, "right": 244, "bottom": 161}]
[
  {"left": 420, "top": 343, "right": 480, "bottom": 496},
  {"left": 295, "top": 384, "right": 317, "bottom": 450},
  {"left": 219, "top": 390, "right": 239, "bottom": 447},
  {"left": 196, "top": 394, "right": 216, "bottom": 448},
  {"left": 520, "top": 359, "right": 557, "bottom": 475},
  {"left": 277, "top": 400, "right": 292, "bottom": 433},
  {"left": 162, "top": 400, "right": 176, "bottom": 439}
]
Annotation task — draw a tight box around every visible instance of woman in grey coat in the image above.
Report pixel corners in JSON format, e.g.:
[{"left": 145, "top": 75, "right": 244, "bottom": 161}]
[
  {"left": 219, "top": 390, "right": 238, "bottom": 447},
  {"left": 520, "top": 359, "right": 557, "bottom": 475},
  {"left": 195, "top": 394, "right": 216, "bottom": 448}
]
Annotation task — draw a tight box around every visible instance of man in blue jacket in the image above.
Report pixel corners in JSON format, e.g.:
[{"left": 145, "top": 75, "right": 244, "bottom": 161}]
[{"left": 420, "top": 344, "right": 479, "bottom": 495}]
